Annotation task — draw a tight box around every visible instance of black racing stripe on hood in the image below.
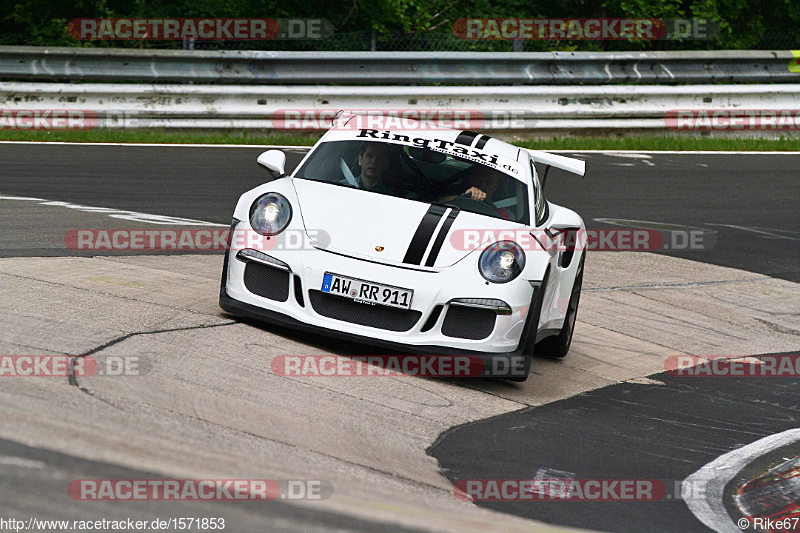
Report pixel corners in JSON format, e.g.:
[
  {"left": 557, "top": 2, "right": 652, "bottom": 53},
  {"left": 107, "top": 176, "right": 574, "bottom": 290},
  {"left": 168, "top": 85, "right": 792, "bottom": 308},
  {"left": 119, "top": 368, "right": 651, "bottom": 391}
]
[
  {"left": 403, "top": 205, "right": 447, "bottom": 265},
  {"left": 424, "top": 209, "right": 459, "bottom": 267},
  {"left": 455, "top": 131, "right": 479, "bottom": 147},
  {"left": 474, "top": 134, "right": 490, "bottom": 150}
]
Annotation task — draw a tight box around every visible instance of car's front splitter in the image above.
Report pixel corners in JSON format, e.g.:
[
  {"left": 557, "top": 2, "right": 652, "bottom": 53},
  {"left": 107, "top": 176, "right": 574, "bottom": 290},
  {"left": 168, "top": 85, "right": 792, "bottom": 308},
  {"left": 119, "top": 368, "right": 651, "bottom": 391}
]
[{"left": 219, "top": 288, "right": 531, "bottom": 380}]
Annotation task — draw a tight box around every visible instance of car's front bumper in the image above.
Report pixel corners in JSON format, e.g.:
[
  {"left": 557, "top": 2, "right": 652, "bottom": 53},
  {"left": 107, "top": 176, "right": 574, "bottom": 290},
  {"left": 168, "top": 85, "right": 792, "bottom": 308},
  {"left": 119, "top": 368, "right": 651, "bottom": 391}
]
[{"left": 219, "top": 222, "right": 544, "bottom": 379}]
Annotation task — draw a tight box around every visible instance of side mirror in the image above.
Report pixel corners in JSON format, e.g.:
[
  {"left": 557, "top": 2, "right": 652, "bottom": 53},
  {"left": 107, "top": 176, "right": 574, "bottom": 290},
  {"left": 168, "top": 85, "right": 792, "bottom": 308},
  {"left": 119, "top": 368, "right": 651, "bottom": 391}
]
[
  {"left": 257, "top": 150, "right": 286, "bottom": 177},
  {"left": 548, "top": 205, "right": 583, "bottom": 233}
]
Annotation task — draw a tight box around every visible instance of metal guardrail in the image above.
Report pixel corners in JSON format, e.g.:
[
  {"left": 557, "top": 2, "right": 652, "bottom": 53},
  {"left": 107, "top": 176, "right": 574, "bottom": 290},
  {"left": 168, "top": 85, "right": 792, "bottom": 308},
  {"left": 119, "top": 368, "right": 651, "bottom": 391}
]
[
  {"left": 0, "top": 46, "right": 798, "bottom": 85},
  {"left": 2, "top": 82, "right": 799, "bottom": 131}
]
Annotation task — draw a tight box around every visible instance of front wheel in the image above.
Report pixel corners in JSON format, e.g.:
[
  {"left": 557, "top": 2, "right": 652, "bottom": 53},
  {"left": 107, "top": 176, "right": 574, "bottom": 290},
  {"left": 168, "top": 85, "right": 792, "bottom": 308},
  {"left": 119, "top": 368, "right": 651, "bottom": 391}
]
[
  {"left": 536, "top": 252, "right": 585, "bottom": 359},
  {"left": 506, "top": 268, "right": 551, "bottom": 382}
]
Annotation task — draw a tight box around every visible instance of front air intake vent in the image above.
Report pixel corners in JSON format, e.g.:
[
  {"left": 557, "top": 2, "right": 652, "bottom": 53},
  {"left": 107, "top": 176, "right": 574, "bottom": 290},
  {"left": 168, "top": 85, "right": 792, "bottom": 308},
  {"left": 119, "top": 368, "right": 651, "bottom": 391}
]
[
  {"left": 243, "top": 262, "right": 290, "bottom": 302},
  {"left": 441, "top": 306, "right": 496, "bottom": 340}
]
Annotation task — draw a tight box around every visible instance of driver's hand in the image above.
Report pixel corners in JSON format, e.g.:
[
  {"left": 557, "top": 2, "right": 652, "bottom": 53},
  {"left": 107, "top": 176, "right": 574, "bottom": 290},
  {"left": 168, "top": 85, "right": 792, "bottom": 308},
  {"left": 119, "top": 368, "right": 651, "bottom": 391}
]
[{"left": 464, "top": 187, "right": 487, "bottom": 201}]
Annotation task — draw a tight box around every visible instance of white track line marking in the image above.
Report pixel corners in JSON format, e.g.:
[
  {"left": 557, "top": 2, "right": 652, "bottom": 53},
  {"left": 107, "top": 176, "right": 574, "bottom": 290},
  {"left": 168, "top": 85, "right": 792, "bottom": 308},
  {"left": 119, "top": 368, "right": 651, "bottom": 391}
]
[
  {"left": 0, "top": 456, "right": 45, "bottom": 469},
  {"left": 593, "top": 217, "right": 718, "bottom": 233},
  {"left": 0, "top": 196, "right": 45, "bottom": 201},
  {"left": 605, "top": 153, "right": 653, "bottom": 159},
  {"left": 0, "top": 195, "right": 225, "bottom": 226},
  {"left": 683, "top": 428, "right": 800, "bottom": 533},
  {"left": 624, "top": 376, "right": 665, "bottom": 385},
  {"left": 706, "top": 224, "right": 800, "bottom": 241}
]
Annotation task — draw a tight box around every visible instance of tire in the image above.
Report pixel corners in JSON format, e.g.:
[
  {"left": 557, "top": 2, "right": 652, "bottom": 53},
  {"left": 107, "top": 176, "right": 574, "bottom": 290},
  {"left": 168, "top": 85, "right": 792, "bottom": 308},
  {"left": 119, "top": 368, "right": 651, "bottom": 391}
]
[
  {"left": 504, "top": 357, "right": 532, "bottom": 382},
  {"left": 536, "top": 252, "right": 585, "bottom": 359},
  {"left": 504, "top": 268, "right": 551, "bottom": 382}
]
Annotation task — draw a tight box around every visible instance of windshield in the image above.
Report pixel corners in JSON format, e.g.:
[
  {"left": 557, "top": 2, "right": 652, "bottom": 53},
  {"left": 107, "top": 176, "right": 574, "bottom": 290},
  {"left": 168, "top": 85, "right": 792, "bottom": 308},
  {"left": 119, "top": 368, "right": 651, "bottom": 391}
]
[{"left": 293, "top": 140, "right": 530, "bottom": 225}]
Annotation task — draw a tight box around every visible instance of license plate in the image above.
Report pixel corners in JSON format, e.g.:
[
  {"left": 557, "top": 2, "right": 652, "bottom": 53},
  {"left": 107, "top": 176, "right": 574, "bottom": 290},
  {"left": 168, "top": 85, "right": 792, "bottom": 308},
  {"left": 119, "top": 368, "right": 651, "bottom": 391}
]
[{"left": 321, "top": 272, "right": 413, "bottom": 310}]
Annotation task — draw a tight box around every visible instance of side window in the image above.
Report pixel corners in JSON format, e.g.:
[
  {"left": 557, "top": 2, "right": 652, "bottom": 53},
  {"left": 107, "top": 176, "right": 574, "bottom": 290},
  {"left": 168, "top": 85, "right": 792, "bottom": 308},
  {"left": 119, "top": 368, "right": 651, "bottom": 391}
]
[{"left": 530, "top": 160, "right": 546, "bottom": 225}]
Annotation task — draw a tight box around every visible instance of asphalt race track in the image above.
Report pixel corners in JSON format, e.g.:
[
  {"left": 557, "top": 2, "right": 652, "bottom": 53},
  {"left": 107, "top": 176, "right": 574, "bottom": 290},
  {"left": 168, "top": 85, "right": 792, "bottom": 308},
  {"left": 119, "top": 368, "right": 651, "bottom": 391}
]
[
  {"left": 430, "top": 362, "right": 800, "bottom": 533},
  {"left": 0, "top": 141, "right": 798, "bottom": 532},
  {"left": 1, "top": 144, "right": 797, "bottom": 281}
]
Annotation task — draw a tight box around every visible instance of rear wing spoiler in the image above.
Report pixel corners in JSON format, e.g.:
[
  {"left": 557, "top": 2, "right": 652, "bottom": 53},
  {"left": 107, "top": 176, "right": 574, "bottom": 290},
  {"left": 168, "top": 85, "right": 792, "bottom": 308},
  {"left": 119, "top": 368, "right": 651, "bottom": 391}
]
[{"left": 525, "top": 149, "right": 586, "bottom": 177}]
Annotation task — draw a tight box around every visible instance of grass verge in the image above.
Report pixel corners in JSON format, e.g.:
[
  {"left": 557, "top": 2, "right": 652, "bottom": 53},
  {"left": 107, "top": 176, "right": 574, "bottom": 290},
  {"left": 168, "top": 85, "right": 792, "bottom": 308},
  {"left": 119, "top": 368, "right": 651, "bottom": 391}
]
[{"left": 1, "top": 129, "right": 799, "bottom": 151}]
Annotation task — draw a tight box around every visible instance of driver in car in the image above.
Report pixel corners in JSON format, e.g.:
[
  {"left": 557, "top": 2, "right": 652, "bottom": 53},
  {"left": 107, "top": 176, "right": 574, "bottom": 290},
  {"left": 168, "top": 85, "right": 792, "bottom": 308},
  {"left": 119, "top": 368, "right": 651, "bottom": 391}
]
[
  {"left": 440, "top": 164, "right": 497, "bottom": 201},
  {"left": 440, "top": 164, "right": 511, "bottom": 219}
]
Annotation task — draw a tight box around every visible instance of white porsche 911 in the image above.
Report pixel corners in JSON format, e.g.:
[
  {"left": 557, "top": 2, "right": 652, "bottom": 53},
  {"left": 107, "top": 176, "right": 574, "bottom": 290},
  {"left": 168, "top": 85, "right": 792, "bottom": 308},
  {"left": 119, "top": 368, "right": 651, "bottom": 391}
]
[{"left": 220, "top": 114, "right": 586, "bottom": 380}]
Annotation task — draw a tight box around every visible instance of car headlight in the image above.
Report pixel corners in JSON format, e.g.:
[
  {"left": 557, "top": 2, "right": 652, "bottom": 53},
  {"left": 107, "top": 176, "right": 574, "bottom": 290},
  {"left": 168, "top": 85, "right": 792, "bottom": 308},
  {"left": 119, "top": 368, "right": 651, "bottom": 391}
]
[
  {"left": 479, "top": 241, "right": 526, "bottom": 283},
  {"left": 250, "top": 193, "right": 292, "bottom": 235}
]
